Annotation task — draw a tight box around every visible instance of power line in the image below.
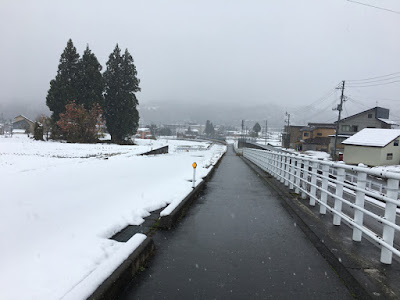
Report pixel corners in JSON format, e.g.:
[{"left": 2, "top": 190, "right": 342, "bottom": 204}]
[
  {"left": 347, "top": 80, "right": 400, "bottom": 88},
  {"left": 346, "top": 71, "right": 400, "bottom": 82},
  {"left": 294, "top": 83, "right": 341, "bottom": 114},
  {"left": 346, "top": 96, "right": 370, "bottom": 108},
  {"left": 346, "top": 75, "right": 400, "bottom": 85},
  {"left": 347, "top": 0, "right": 400, "bottom": 15},
  {"left": 306, "top": 97, "right": 338, "bottom": 121}
]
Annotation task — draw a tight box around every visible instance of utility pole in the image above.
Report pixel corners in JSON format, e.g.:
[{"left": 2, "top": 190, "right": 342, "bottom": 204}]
[
  {"left": 333, "top": 81, "right": 346, "bottom": 160},
  {"left": 285, "top": 112, "right": 290, "bottom": 148},
  {"left": 265, "top": 120, "right": 268, "bottom": 145},
  {"left": 241, "top": 120, "right": 244, "bottom": 140}
]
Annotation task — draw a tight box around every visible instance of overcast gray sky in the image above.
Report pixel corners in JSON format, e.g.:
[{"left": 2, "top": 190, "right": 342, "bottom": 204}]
[{"left": 1, "top": 0, "right": 399, "bottom": 122}]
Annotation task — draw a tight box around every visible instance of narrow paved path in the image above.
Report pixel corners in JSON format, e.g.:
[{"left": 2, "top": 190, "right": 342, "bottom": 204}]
[{"left": 121, "top": 146, "right": 353, "bottom": 299}]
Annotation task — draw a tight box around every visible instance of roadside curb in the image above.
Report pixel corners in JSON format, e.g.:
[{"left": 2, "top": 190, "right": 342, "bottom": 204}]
[
  {"left": 158, "top": 150, "right": 226, "bottom": 229},
  {"left": 240, "top": 155, "right": 397, "bottom": 300},
  {"left": 88, "top": 236, "right": 155, "bottom": 300}
]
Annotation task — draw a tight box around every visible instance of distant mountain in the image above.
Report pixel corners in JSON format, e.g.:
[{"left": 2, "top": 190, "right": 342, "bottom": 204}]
[
  {"left": 138, "top": 101, "right": 338, "bottom": 128},
  {"left": 0, "top": 98, "right": 50, "bottom": 121}
]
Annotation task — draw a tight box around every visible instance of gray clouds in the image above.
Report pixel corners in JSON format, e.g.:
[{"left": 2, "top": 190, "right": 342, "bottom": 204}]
[{"left": 1, "top": 0, "right": 399, "bottom": 122}]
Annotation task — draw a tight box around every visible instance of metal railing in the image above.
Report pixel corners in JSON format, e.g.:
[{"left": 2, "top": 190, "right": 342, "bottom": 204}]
[{"left": 243, "top": 148, "right": 400, "bottom": 265}]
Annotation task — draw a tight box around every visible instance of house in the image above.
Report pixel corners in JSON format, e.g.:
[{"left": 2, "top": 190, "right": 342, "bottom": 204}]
[
  {"left": 136, "top": 128, "right": 153, "bottom": 139},
  {"left": 330, "top": 107, "right": 397, "bottom": 157},
  {"left": 342, "top": 128, "right": 400, "bottom": 166},
  {"left": 12, "top": 115, "right": 35, "bottom": 134},
  {"left": 299, "top": 123, "right": 336, "bottom": 152},
  {"left": 281, "top": 125, "right": 305, "bottom": 149}
]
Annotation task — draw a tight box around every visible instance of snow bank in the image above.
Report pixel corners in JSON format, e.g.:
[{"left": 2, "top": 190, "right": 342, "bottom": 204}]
[{"left": 304, "top": 150, "right": 331, "bottom": 160}]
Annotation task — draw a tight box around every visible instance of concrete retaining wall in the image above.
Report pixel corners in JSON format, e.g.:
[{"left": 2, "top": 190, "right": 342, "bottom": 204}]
[
  {"left": 141, "top": 145, "right": 169, "bottom": 155},
  {"left": 88, "top": 237, "right": 155, "bottom": 300}
]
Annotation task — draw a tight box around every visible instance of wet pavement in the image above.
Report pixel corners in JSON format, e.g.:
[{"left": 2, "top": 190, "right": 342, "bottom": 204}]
[{"left": 120, "top": 146, "right": 353, "bottom": 299}]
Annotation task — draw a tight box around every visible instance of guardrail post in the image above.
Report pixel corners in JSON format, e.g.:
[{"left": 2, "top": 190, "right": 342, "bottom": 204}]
[
  {"left": 380, "top": 178, "right": 399, "bottom": 264},
  {"left": 275, "top": 153, "right": 280, "bottom": 179},
  {"left": 320, "top": 163, "right": 330, "bottom": 214},
  {"left": 301, "top": 159, "right": 308, "bottom": 199},
  {"left": 352, "top": 170, "right": 367, "bottom": 242},
  {"left": 261, "top": 151, "right": 267, "bottom": 171},
  {"left": 289, "top": 156, "right": 295, "bottom": 190},
  {"left": 310, "top": 161, "right": 318, "bottom": 206},
  {"left": 294, "top": 157, "right": 300, "bottom": 194},
  {"left": 333, "top": 166, "right": 345, "bottom": 225},
  {"left": 284, "top": 155, "right": 290, "bottom": 187},
  {"left": 280, "top": 154, "right": 285, "bottom": 184},
  {"left": 274, "top": 153, "right": 279, "bottom": 179},
  {"left": 269, "top": 153, "right": 277, "bottom": 178}
]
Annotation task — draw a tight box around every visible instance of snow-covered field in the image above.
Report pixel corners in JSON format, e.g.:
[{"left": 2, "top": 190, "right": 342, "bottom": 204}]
[{"left": 0, "top": 135, "right": 226, "bottom": 300}]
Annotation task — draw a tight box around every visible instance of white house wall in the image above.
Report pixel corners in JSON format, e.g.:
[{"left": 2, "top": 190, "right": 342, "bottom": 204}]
[
  {"left": 379, "top": 140, "right": 400, "bottom": 165},
  {"left": 344, "top": 141, "right": 400, "bottom": 166},
  {"left": 343, "top": 145, "right": 383, "bottom": 166}
]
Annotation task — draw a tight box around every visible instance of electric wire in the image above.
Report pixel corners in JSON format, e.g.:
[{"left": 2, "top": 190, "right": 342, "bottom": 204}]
[
  {"left": 347, "top": 0, "right": 400, "bottom": 15},
  {"left": 293, "top": 83, "right": 341, "bottom": 114},
  {"left": 347, "top": 71, "right": 400, "bottom": 81},
  {"left": 347, "top": 80, "right": 400, "bottom": 88},
  {"left": 346, "top": 75, "right": 400, "bottom": 85},
  {"left": 306, "top": 97, "right": 338, "bottom": 121}
]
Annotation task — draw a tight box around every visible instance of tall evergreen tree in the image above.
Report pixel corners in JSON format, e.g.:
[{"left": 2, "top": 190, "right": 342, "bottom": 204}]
[
  {"left": 205, "top": 120, "right": 215, "bottom": 136},
  {"left": 253, "top": 122, "right": 261, "bottom": 137},
  {"left": 76, "top": 45, "right": 104, "bottom": 110},
  {"left": 104, "top": 45, "right": 140, "bottom": 142},
  {"left": 46, "top": 39, "right": 80, "bottom": 121}
]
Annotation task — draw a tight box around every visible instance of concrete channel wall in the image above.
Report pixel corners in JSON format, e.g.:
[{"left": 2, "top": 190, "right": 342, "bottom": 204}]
[{"left": 140, "top": 145, "right": 169, "bottom": 155}]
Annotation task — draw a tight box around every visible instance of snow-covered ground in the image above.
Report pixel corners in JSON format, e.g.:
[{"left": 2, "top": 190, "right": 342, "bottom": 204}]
[
  {"left": 372, "top": 165, "right": 400, "bottom": 173},
  {"left": 303, "top": 150, "right": 331, "bottom": 160},
  {"left": 0, "top": 135, "right": 226, "bottom": 300},
  {"left": 226, "top": 131, "right": 282, "bottom": 148}
]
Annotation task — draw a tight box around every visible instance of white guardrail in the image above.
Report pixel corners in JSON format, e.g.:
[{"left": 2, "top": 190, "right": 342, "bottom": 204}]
[{"left": 243, "top": 148, "right": 400, "bottom": 265}]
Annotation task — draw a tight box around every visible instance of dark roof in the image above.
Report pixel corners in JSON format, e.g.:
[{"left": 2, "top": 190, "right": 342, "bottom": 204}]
[
  {"left": 307, "top": 123, "right": 336, "bottom": 128},
  {"left": 300, "top": 126, "right": 314, "bottom": 132},
  {"left": 335, "top": 106, "right": 389, "bottom": 123},
  {"left": 285, "top": 125, "right": 306, "bottom": 128},
  {"left": 300, "top": 123, "right": 335, "bottom": 132},
  {"left": 302, "top": 137, "right": 331, "bottom": 145}
]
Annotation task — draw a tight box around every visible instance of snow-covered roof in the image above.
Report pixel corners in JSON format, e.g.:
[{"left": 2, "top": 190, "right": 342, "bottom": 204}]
[
  {"left": 13, "top": 115, "right": 34, "bottom": 123},
  {"left": 378, "top": 118, "right": 398, "bottom": 125},
  {"left": 342, "top": 128, "right": 400, "bottom": 147}
]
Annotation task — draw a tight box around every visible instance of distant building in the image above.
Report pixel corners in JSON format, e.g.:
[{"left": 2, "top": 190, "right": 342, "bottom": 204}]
[
  {"left": 13, "top": 115, "right": 35, "bottom": 134},
  {"left": 282, "top": 123, "right": 335, "bottom": 152},
  {"left": 342, "top": 128, "right": 400, "bottom": 166},
  {"left": 282, "top": 125, "right": 304, "bottom": 149},
  {"left": 330, "top": 107, "right": 397, "bottom": 157},
  {"left": 300, "top": 123, "right": 336, "bottom": 152},
  {"left": 136, "top": 128, "right": 153, "bottom": 139}
]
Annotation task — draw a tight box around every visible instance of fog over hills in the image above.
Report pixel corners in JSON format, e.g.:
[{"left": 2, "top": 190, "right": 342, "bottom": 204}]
[
  {"left": 4, "top": 97, "right": 399, "bottom": 131},
  {"left": 138, "top": 100, "right": 338, "bottom": 129},
  {"left": 0, "top": 98, "right": 50, "bottom": 121}
]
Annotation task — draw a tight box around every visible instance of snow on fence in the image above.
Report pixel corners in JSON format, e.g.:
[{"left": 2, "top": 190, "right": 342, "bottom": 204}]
[{"left": 243, "top": 148, "right": 400, "bottom": 265}]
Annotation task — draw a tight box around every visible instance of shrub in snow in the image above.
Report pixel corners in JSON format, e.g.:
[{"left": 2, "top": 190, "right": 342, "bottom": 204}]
[
  {"left": 33, "top": 122, "right": 44, "bottom": 141},
  {"left": 57, "top": 101, "right": 103, "bottom": 143}
]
